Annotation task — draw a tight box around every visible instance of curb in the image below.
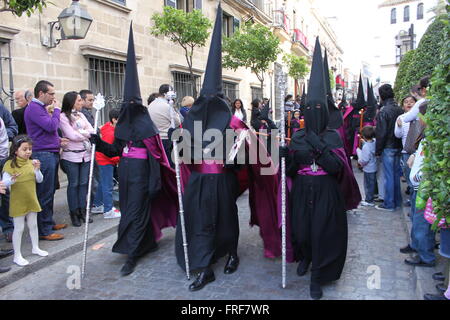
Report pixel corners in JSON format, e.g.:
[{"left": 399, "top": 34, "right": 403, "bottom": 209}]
[{"left": 0, "top": 223, "right": 117, "bottom": 290}]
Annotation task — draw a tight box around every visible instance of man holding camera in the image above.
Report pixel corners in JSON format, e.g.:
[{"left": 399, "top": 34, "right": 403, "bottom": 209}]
[{"left": 148, "top": 84, "right": 181, "bottom": 166}]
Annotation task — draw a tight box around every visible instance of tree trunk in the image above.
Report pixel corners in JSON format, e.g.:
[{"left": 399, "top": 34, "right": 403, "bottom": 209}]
[{"left": 184, "top": 47, "right": 198, "bottom": 99}]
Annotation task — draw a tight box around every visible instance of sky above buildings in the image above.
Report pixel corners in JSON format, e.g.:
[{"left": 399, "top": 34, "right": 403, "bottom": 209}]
[{"left": 314, "top": 0, "right": 380, "bottom": 75}]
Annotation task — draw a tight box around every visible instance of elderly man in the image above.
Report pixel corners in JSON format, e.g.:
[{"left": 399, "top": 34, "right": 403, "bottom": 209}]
[{"left": 12, "top": 89, "right": 33, "bottom": 135}]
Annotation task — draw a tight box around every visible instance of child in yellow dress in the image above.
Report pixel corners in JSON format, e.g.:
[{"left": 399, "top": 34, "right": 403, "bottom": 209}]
[{"left": 2, "top": 135, "right": 47, "bottom": 266}]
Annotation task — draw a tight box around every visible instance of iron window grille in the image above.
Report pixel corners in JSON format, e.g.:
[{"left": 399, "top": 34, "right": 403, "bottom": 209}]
[
  {"left": 0, "top": 39, "right": 14, "bottom": 111},
  {"left": 223, "top": 81, "right": 239, "bottom": 103},
  {"left": 172, "top": 71, "right": 201, "bottom": 106},
  {"left": 87, "top": 57, "right": 126, "bottom": 125}
]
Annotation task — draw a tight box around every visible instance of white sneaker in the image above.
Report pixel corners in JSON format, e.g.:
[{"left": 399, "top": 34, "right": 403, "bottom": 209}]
[
  {"left": 104, "top": 208, "right": 121, "bottom": 219},
  {"left": 360, "top": 201, "right": 375, "bottom": 207},
  {"left": 91, "top": 205, "right": 104, "bottom": 214}
]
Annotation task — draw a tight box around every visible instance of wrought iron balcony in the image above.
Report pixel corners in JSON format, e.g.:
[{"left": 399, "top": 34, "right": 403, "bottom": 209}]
[{"left": 292, "top": 28, "right": 309, "bottom": 50}]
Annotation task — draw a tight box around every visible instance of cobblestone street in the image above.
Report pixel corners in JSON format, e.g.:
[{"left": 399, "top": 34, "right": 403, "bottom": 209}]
[{"left": 0, "top": 164, "right": 419, "bottom": 300}]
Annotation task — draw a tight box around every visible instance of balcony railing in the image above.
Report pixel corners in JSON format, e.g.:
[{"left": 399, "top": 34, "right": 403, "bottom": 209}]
[
  {"left": 273, "top": 9, "right": 291, "bottom": 35},
  {"left": 248, "top": 0, "right": 272, "bottom": 17},
  {"left": 292, "top": 28, "right": 309, "bottom": 50}
]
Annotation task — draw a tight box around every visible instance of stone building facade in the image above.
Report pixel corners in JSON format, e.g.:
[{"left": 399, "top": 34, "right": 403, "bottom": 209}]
[{"left": 0, "top": 0, "right": 343, "bottom": 123}]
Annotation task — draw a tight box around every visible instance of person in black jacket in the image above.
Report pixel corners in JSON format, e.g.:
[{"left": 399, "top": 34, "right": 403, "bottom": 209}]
[
  {"left": 12, "top": 90, "right": 33, "bottom": 135},
  {"left": 375, "top": 84, "right": 403, "bottom": 211}
]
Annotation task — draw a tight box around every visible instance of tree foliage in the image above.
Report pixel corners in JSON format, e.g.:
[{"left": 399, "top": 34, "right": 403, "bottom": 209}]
[
  {"left": 394, "top": 15, "right": 446, "bottom": 101},
  {"left": 223, "top": 22, "right": 281, "bottom": 89},
  {"left": 393, "top": 49, "right": 415, "bottom": 101},
  {"left": 282, "top": 53, "right": 309, "bottom": 83},
  {"left": 422, "top": 12, "right": 450, "bottom": 230},
  {"left": 151, "top": 6, "right": 211, "bottom": 98},
  {"left": 0, "top": 0, "right": 48, "bottom": 16}
]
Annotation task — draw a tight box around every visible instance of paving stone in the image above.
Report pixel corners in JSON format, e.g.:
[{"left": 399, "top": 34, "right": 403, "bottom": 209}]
[{"left": 0, "top": 161, "right": 424, "bottom": 300}]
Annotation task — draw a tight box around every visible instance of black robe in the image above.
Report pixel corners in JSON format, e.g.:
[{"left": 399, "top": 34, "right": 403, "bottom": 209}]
[
  {"left": 95, "top": 138, "right": 161, "bottom": 258},
  {"left": 287, "top": 129, "right": 348, "bottom": 284},
  {"left": 175, "top": 166, "right": 240, "bottom": 272}
]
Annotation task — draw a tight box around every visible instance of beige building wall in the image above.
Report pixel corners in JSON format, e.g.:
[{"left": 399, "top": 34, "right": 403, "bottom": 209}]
[{"left": 0, "top": 0, "right": 344, "bottom": 121}]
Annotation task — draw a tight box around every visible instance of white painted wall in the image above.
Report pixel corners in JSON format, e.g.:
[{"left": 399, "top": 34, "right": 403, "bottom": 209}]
[{"left": 373, "top": 0, "right": 437, "bottom": 85}]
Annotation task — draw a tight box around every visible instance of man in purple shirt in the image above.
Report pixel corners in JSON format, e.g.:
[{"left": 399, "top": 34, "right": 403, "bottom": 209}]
[{"left": 24, "top": 80, "right": 67, "bottom": 240}]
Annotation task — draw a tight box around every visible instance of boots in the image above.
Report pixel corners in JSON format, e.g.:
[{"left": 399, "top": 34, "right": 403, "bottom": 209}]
[
  {"left": 78, "top": 209, "right": 93, "bottom": 224},
  {"left": 69, "top": 210, "right": 82, "bottom": 227}
]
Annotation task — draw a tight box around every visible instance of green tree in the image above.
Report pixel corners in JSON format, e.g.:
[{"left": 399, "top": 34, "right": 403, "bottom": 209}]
[
  {"left": 422, "top": 13, "right": 450, "bottom": 229},
  {"left": 400, "top": 15, "right": 446, "bottom": 99},
  {"left": 223, "top": 22, "right": 281, "bottom": 91},
  {"left": 151, "top": 6, "right": 212, "bottom": 98},
  {"left": 282, "top": 53, "right": 309, "bottom": 94},
  {"left": 393, "top": 49, "right": 415, "bottom": 101},
  {"left": 0, "top": 0, "right": 48, "bottom": 16},
  {"left": 329, "top": 68, "right": 335, "bottom": 91}
]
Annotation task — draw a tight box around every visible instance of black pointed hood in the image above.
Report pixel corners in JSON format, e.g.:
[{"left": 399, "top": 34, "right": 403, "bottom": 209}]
[
  {"left": 182, "top": 3, "right": 231, "bottom": 159},
  {"left": 323, "top": 50, "right": 343, "bottom": 129},
  {"left": 303, "top": 37, "right": 329, "bottom": 135},
  {"left": 353, "top": 74, "right": 366, "bottom": 110},
  {"left": 115, "top": 23, "right": 158, "bottom": 141},
  {"left": 364, "top": 80, "right": 377, "bottom": 123},
  {"left": 300, "top": 83, "right": 306, "bottom": 108}
]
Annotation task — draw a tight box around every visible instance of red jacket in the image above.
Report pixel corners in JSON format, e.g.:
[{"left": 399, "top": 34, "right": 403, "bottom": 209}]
[{"left": 96, "top": 122, "right": 120, "bottom": 166}]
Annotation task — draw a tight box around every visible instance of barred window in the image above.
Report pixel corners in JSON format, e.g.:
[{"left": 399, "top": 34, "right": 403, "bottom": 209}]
[
  {"left": 165, "top": 0, "right": 202, "bottom": 12},
  {"left": 172, "top": 71, "right": 201, "bottom": 105},
  {"left": 251, "top": 86, "right": 263, "bottom": 101},
  {"left": 223, "top": 81, "right": 239, "bottom": 102},
  {"left": 88, "top": 57, "right": 126, "bottom": 124}
]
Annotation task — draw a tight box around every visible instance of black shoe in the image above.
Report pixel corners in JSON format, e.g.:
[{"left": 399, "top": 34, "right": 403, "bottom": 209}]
[
  {"left": 297, "top": 259, "right": 311, "bottom": 277},
  {"left": 436, "top": 283, "right": 447, "bottom": 293},
  {"left": 120, "top": 257, "right": 137, "bottom": 277},
  {"left": 189, "top": 269, "right": 215, "bottom": 291},
  {"left": 374, "top": 198, "right": 384, "bottom": 203},
  {"left": 69, "top": 211, "right": 82, "bottom": 227},
  {"left": 224, "top": 255, "right": 239, "bottom": 274},
  {"left": 400, "top": 244, "right": 417, "bottom": 254},
  {"left": 310, "top": 282, "right": 323, "bottom": 300},
  {"left": 404, "top": 256, "right": 436, "bottom": 267},
  {"left": 0, "top": 249, "right": 13, "bottom": 259},
  {"left": 424, "top": 293, "right": 448, "bottom": 300},
  {"left": 0, "top": 265, "right": 11, "bottom": 273},
  {"left": 78, "top": 209, "right": 93, "bottom": 224},
  {"left": 432, "top": 272, "right": 445, "bottom": 281}
]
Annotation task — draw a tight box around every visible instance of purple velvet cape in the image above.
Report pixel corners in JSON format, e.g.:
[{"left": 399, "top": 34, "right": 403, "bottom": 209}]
[{"left": 142, "top": 135, "right": 178, "bottom": 242}]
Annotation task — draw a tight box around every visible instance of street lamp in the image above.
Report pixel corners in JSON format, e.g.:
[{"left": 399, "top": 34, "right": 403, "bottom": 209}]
[{"left": 41, "top": 0, "right": 93, "bottom": 49}]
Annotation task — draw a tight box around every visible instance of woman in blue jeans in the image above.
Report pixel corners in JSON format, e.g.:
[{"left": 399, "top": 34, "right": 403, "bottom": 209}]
[{"left": 59, "top": 91, "right": 95, "bottom": 227}]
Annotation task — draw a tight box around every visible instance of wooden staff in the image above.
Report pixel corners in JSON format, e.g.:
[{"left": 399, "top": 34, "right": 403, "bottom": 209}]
[{"left": 358, "top": 108, "right": 365, "bottom": 148}]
